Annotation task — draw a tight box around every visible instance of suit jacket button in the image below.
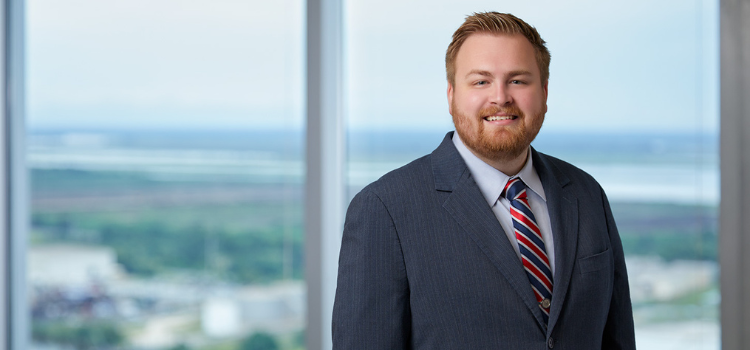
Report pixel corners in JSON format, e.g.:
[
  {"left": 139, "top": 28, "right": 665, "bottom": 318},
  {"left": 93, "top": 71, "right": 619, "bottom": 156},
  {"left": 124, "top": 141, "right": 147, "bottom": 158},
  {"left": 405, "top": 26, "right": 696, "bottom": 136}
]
[{"left": 547, "top": 337, "right": 555, "bottom": 348}]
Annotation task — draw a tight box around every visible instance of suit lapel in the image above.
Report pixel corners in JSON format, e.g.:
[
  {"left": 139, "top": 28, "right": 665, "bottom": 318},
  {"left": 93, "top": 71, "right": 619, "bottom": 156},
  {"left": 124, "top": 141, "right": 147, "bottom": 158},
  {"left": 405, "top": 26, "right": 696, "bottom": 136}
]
[
  {"left": 532, "top": 149, "right": 579, "bottom": 336},
  {"left": 442, "top": 171, "right": 549, "bottom": 326},
  {"left": 432, "top": 133, "right": 548, "bottom": 328}
]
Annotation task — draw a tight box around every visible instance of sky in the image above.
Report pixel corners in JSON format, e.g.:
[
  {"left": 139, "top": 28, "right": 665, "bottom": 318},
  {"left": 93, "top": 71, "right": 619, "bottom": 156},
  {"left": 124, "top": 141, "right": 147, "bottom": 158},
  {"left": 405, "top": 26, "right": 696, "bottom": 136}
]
[
  {"left": 27, "top": 0, "right": 305, "bottom": 130},
  {"left": 27, "top": 0, "right": 718, "bottom": 133}
]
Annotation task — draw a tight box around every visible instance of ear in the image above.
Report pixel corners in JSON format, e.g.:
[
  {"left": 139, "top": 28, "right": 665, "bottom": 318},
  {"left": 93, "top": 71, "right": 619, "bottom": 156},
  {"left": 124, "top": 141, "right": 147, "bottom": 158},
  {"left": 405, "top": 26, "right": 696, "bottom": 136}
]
[
  {"left": 542, "top": 80, "right": 549, "bottom": 113},
  {"left": 447, "top": 83, "right": 454, "bottom": 115}
]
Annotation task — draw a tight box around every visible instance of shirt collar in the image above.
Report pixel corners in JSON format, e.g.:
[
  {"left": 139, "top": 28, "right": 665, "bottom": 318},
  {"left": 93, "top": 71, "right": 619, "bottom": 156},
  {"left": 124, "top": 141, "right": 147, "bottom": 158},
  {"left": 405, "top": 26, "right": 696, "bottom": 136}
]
[{"left": 452, "top": 132, "right": 546, "bottom": 205}]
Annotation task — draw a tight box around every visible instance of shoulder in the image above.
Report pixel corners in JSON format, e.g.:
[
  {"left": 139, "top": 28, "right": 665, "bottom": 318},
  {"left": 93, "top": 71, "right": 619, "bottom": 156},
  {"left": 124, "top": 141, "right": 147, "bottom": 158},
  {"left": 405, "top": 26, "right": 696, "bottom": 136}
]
[
  {"left": 535, "top": 150, "right": 602, "bottom": 188},
  {"left": 356, "top": 154, "right": 434, "bottom": 203},
  {"left": 344, "top": 154, "right": 439, "bottom": 232},
  {"left": 349, "top": 131, "right": 460, "bottom": 213},
  {"left": 533, "top": 150, "right": 609, "bottom": 204}
]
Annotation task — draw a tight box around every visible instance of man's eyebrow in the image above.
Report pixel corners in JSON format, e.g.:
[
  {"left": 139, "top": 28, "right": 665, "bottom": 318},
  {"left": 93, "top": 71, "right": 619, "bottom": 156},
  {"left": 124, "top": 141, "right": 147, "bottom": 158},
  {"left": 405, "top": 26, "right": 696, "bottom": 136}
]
[
  {"left": 464, "top": 70, "right": 534, "bottom": 79},
  {"left": 465, "top": 70, "right": 494, "bottom": 78},
  {"left": 507, "top": 70, "right": 533, "bottom": 77}
]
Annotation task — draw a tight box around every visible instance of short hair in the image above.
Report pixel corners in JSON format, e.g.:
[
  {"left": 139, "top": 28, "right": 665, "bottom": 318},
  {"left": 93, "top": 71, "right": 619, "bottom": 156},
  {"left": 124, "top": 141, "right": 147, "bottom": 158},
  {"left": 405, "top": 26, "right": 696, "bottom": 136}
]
[{"left": 445, "top": 12, "right": 550, "bottom": 86}]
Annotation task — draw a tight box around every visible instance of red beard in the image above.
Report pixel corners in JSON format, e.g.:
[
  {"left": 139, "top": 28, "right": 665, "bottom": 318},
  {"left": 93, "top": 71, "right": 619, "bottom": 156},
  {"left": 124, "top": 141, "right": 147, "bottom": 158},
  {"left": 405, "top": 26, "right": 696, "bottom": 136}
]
[{"left": 451, "top": 102, "right": 544, "bottom": 163}]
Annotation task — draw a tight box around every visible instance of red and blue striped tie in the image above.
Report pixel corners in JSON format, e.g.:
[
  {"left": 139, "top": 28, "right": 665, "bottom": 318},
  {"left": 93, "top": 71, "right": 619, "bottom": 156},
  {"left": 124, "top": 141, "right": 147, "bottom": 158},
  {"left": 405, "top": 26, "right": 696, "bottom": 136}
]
[{"left": 503, "top": 177, "right": 553, "bottom": 323}]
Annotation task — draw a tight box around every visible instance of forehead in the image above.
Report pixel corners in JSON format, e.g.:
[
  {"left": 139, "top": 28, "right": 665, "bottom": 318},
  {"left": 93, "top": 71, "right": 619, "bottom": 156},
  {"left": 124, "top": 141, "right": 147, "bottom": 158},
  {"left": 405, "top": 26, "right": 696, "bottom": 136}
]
[{"left": 455, "top": 33, "right": 539, "bottom": 76}]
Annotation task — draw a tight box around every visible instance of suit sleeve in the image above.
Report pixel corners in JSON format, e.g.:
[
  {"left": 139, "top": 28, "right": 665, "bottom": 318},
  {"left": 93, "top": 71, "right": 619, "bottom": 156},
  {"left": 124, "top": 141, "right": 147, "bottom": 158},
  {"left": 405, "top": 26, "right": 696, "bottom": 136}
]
[
  {"left": 600, "top": 187, "right": 637, "bottom": 350},
  {"left": 332, "top": 189, "right": 411, "bottom": 349}
]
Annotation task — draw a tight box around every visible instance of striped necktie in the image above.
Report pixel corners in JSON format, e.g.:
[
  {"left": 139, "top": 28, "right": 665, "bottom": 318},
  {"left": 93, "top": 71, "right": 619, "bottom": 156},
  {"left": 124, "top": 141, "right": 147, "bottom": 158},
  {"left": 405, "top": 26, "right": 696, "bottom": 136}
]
[{"left": 503, "top": 177, "right": 553, "bottom": 323}]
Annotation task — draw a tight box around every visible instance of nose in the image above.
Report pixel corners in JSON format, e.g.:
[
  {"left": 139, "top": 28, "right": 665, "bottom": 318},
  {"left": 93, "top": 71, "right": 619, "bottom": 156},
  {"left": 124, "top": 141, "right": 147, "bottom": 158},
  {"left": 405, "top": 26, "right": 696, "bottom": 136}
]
[{"left": 490, "top": 84, "right": 512, "bottom": 105}]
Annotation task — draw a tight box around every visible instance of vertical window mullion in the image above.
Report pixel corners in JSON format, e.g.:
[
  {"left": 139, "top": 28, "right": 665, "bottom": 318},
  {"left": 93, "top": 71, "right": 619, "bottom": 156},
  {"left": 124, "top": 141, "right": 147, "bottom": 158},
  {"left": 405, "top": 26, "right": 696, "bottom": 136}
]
[
  {"left": 3, "top": 0, "right": 27, "bottom": 349},
  {"left": 720, "top": 0, "right": 750, "bottom": 348},
  {"left": 306, "top": 0, "right": 345, "bottom": 349}
]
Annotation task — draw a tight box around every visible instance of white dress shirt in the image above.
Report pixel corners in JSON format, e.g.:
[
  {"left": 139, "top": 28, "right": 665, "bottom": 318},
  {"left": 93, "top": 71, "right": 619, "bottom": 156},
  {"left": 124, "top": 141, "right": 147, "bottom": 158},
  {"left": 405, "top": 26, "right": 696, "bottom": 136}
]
[{"left": 452, "top": 133, "right": 556, "bottom": 277}]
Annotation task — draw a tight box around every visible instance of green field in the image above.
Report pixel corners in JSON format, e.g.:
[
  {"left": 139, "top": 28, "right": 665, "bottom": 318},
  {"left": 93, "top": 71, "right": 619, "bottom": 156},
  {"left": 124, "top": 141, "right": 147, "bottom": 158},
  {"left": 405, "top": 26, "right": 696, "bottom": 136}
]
[{"left": 31, "top": 168, "right": 718, "bottom": 283}]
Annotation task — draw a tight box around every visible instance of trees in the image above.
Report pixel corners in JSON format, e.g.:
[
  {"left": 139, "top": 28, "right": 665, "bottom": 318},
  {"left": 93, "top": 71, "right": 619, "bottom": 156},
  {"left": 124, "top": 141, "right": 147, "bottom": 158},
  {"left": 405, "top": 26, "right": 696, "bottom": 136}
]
[
  {"left": 238, "top": 332, "right": 279, "bottom": 350},
  {"left": 32, "top": 321, "right": 124, "bottom": 350}
]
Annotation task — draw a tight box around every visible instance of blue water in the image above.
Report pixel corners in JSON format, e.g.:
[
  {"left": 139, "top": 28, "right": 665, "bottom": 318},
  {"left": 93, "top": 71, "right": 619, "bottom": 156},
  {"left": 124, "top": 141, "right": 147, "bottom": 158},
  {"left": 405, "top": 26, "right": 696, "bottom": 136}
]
[{"left": 28, "top": 129, "right": 719, "bottom": 204}]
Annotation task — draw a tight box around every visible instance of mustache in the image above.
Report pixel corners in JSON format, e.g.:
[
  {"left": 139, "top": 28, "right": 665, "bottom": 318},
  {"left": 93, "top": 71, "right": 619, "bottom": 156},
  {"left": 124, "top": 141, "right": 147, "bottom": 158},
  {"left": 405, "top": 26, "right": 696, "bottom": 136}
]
[{"left": 479, "top": 105, "right": 524, "bottom": 118}]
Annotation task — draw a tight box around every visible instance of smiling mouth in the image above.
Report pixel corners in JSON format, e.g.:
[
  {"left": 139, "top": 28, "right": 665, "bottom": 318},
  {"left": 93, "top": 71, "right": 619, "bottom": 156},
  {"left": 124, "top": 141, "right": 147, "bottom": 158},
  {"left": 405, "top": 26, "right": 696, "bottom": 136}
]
[{"left": 484, "top": 115, "right": 518, "bottom": 121}]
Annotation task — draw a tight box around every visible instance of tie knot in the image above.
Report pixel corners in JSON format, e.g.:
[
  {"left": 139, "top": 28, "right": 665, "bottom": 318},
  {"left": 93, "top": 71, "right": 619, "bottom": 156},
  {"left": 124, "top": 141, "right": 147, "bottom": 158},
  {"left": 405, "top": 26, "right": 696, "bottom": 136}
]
[{"left": 503, "top": 177, "right": 528, "bottom": 201}]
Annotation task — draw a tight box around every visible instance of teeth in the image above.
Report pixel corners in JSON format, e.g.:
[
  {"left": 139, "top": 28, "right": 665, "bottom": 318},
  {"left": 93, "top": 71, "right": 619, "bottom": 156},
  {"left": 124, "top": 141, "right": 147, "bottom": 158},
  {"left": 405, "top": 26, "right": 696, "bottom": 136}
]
[{"left": 486, "top": 116, "right": 514, "bottom": 121}]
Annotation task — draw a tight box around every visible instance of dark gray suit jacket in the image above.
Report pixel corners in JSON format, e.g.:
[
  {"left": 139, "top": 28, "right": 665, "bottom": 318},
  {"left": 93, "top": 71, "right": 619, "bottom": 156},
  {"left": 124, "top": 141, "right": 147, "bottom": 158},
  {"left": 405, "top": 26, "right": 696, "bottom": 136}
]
[{"left": 333, "top": 132, "right": 636, "bottom": 349}]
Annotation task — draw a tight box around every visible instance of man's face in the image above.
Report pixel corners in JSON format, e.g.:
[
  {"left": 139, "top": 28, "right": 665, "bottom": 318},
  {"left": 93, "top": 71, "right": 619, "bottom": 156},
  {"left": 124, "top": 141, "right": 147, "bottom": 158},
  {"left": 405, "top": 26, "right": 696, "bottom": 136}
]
[{"left": 448, "top": 33, "right": 548, "bottom": 163}]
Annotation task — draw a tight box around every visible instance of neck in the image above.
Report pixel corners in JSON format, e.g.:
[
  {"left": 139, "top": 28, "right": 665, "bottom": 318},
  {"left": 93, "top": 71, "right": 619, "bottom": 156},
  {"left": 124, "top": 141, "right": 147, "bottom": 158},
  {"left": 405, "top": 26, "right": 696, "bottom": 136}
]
[{"left": 472, "top": 147, "right": 529, "bottom": 176}]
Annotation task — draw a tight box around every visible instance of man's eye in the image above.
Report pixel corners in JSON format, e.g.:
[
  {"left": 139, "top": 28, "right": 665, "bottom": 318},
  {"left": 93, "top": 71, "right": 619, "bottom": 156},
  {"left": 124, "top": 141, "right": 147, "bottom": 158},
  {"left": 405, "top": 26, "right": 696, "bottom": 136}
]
[
  {"left": 510, "top": 80, "right": 524, "bottom": 85},
  {"left": 475, "top": 80, "right": 488, "bottom": 86}
]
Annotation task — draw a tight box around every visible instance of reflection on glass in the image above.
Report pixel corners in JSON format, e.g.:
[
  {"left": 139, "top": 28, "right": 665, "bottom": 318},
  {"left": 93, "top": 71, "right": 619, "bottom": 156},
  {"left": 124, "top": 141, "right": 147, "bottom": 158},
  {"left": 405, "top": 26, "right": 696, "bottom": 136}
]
[
  {"left": 28, "top": 1, "right": 305, "bottom": 349},
  {"left": 346, "top": 1, "right": 719, "bottom": 349}
]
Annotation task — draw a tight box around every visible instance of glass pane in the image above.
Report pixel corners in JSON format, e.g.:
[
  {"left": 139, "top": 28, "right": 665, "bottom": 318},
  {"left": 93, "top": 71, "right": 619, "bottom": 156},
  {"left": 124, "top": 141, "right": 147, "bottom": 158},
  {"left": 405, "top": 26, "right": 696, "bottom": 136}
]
[
  {"left": 345, "top": 1, "right": 719, "bottom": 348},
  {"left": 27, "top": 1, "right": 306, "bottom": 349}
]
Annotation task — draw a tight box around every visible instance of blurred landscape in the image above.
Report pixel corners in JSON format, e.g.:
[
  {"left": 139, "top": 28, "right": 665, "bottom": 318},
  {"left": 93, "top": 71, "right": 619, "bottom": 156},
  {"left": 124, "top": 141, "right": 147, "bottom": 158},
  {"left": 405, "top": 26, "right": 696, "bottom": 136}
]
[{"left": 28, "top": 129, "right": 719, "bottom": 350}]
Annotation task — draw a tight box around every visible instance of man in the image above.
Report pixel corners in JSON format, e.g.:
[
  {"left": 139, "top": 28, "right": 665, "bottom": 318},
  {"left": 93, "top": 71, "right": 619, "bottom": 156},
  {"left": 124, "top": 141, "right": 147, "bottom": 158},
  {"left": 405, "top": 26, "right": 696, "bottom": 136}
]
[{"left": 333, "top": 12, "right": 635, "bottom": 349}]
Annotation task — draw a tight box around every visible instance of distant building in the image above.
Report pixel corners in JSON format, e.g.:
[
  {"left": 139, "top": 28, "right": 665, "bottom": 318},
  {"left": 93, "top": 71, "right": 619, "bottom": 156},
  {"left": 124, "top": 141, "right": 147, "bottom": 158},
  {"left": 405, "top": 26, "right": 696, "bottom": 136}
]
[
  {"left": 201, "top": 281, "right": 304, "bottom": 338},
  {"left": 626, "top": 256, "right": 718, "bottom": 302},
  {"left": 28, "top": 244, "right": 123, "bottom": 286}
]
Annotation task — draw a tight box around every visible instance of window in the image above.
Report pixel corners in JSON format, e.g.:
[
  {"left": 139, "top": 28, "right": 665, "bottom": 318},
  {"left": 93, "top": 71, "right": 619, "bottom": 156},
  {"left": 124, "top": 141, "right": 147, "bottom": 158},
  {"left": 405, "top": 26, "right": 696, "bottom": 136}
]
[
  {"left": 345, "top": 1, "right": 719, "bottom": 349},
  {"left": 3, "top": 1, "right": 728, "bottom": 349},
  {"left": 27, "top": 1, "right": 305, "bottom": 349}
]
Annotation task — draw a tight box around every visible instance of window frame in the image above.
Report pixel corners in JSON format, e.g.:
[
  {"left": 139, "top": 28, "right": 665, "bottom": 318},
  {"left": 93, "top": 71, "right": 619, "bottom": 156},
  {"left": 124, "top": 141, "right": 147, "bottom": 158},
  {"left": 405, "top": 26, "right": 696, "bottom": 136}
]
[
  {"left": 1, "top": 0, "right": 27, "bottom": 349},
  {"left": 305, "top": 1, "right": 345, "bottom": 350},
  {"left": 719, "top": 0, "right": 750, "bottom": 348}
]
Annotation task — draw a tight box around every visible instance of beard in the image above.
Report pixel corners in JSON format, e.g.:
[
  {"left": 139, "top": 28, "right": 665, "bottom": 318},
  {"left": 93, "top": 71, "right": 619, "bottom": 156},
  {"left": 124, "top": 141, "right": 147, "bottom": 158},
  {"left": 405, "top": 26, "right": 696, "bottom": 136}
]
[{"left": 451, "top": 101, "right": 544, "bottom": 163}]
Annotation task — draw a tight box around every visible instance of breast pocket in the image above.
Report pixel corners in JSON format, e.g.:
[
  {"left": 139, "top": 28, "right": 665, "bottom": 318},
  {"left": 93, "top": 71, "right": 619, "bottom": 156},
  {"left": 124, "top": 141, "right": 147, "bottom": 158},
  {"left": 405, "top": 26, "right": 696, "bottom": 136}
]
[{"left": 577, "top": 248, "right": 612, "bottom": 274}]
